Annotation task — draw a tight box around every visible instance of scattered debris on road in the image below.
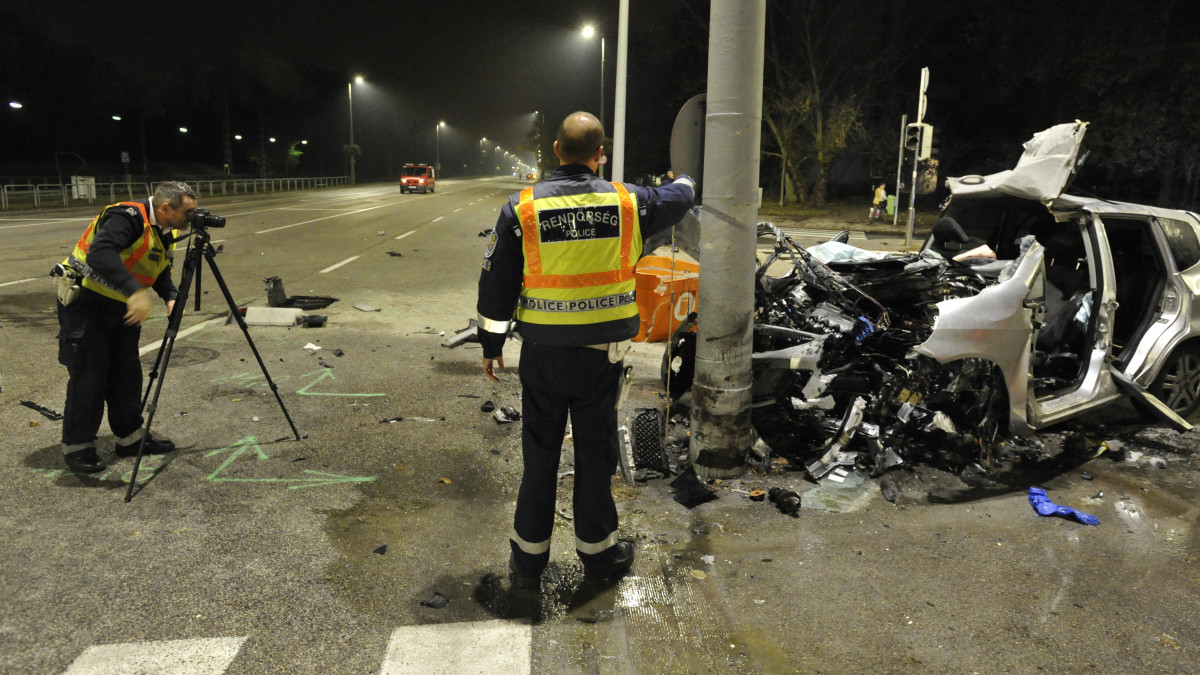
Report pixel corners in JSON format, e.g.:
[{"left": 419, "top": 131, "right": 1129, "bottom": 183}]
[
  {"left": 20, "top": 400, "right": 63, "bottom": 421},
  {"left": 264, "top": 276, "right": 338, "bottom": 310}
]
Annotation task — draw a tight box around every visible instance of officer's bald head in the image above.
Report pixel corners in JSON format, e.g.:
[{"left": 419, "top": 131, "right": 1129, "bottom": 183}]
[{"left": 555, "top": 112, "right": 605, "bottom": 165}]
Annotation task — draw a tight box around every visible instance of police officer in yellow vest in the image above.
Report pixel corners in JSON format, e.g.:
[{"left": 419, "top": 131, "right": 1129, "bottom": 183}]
[
  {"left": 477, "top": 112, "right": 696, "bottom": 588},
  {"left": 56, "top": 181, "right": 197, "bottom": 473}
]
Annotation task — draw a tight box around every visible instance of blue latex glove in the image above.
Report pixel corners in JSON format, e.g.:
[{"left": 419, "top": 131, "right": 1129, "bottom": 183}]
[{"left": 1028, "top": 487, "right": 1100, "bottom": 525}]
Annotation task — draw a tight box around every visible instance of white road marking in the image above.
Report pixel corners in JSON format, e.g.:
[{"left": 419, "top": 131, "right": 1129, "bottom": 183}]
[
  {"left": 453, "top": 208, "right": 462, "bottom": 212},
  {"left": 0, "top": 277, "right": 37, "bottom": 287},
  {"left": 139, "top": 318, "right": 226, "bottom": 356},
  {"left": 0, "top": 217, "right": 89, "bottom": 230},
  {"left": 254, "top": 203, "right": 393, "bottom": 234},
  {"left": 394, "top": 231, "right": 414, "bottom": 241},
  {"left": 64, "top": 636, "right": 247, "bottom": 675},
  {"left": 379, "top": 620, "right": 530, "bottom": 674},
  {"left": 432, "top": 216, "right": 444, "bottom": 222},
  {"left": 319, "top": 255, "right": 362, "bottom": 274}
]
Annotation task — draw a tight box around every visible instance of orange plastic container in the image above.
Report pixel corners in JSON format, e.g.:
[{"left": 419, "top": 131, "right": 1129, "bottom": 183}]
[{"left": 633, "top": 255, "right": 700, "bottom": 342}]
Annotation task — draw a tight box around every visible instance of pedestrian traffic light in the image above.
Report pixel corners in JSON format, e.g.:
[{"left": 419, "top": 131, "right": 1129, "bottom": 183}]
[{"left": 906, "top": 123, "right": 933, "bottom": 160}]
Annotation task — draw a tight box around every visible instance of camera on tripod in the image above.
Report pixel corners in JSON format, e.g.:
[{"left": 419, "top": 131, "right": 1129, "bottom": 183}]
[{"left": 190, "top": 208, "right": 226, "bottom": 229}]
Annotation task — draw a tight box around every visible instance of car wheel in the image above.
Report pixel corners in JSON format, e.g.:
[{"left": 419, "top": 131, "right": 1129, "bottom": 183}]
[
  {"left": 1149, "top": 344, "right": 1200, "bottom": 419},
  {"left": 400, "top": 187, "right": 406, "bottom": 193}
]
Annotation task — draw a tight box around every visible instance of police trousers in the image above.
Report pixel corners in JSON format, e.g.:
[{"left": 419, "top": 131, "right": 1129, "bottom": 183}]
[
  {"left": 510, "top": 341, "right": 623, "bottom": 576},
  {"left": 57, "top": 299, "right": 145, "bottom": 449}
]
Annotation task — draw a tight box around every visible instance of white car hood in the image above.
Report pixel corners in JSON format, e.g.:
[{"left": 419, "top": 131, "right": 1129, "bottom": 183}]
[{"left": 946, "top": 121, "right": 1089, "bottom": 201}]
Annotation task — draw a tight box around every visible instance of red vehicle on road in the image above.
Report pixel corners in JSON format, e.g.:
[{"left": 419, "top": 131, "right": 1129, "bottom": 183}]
[{"left": 399, "top": 164, "right": 436, "bottom": 194}]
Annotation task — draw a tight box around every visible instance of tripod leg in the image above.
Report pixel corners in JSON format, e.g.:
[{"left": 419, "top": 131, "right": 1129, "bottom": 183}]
[
  {"left": 141, "top": 240, "right": 196, "bottom": 410},
  {"left": 125, "top": 242, "right": 199, "bottom": 502},
  {"left": 203, "top": 245, "right": 302, "bottom": 440}
]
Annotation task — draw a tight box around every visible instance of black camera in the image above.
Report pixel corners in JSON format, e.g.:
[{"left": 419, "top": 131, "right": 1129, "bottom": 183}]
[{"left": 190, "top": 208, "right": 226, "bottom": 229}]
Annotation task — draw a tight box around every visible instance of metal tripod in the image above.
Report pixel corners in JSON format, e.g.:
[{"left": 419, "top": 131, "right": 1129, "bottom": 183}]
[{"left": 125, "top": 226, "right": 301, "bottom": 501}]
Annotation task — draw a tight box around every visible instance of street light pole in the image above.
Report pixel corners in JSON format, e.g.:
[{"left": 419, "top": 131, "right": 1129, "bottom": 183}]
[
  {"left": 582, "top": 25, "right": 607, "bottom": 179},
  {"left": 347, "top": 76, "right": 363, "bottom": 185},
  {"left": 436, "top": 121, "right": 445, "bottom": 174}
]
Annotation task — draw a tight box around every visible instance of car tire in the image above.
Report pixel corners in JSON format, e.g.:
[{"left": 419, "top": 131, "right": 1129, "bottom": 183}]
[
  {"left": 1149, "top": 344, "right": 1200, "bottom": 419},
  {"left": 400, "top": 187, "right": 406, "bottom": 194}
]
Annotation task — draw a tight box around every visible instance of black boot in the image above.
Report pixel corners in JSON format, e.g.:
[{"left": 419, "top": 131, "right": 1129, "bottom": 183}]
[
  {"left": 583, "top": 540, "right": 634, "bottom": 585},
  {"left": 64, "top": 448, "right": 106, "bottom": 473}
]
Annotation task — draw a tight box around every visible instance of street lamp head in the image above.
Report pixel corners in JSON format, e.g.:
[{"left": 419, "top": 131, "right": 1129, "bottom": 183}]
[
  {"left": 179, "top": 127, "right": 188, "bottom": 133},
  {"left": 354, "top": 75, "right": 364, "bottom": 84},
  {"left": 8, "top": 101, "right": 22, "bottom": 109},
  {"left": 582, "top": 24, "right": 595, "bottom": 38},
  {"left": 111, "top": 115, "right": 122, "bottom": 121},
  {"left": 439, "top": 121, "right": 446, "bottom": 127}
]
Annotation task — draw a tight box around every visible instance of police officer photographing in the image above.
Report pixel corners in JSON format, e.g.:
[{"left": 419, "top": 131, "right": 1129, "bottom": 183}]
[
  {"left": 56, "top": 181, "right": 197, "bottom": 474},
  {"left": 477, "top": 111, "right": 696, "bottom": 588}
]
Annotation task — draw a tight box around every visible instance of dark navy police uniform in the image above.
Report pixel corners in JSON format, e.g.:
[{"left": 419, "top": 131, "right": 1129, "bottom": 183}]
[{"left": 477, "top": 165, "right": 695, "bottom": 580}]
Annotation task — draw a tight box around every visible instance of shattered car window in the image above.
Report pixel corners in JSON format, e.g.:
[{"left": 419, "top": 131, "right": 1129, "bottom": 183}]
[{"left": 1158, "top": 218, "right": 1200, "bottom": 271}]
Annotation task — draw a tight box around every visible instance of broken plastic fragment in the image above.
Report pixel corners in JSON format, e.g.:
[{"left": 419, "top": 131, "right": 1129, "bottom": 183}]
[
  {"left": 20, "top": 400, "right": 63, "bottom": 421},
  {"left": 374, "top": 545, "right": 388, "bottom": 555},
  {"left": 419, "top": 592, "right": 449, "bottom": 609},
  {"left": 303, "top": 343, "right": 322, "bottom": 351},
  {"left": 669, "top": 467, "right": 718, "bottom": 508},
  {"left": 493, "top": 406, "right": 521, "bottom": 423},
  {"left": 1028, "top": 487, "right": 1099, "bottom": 525}
]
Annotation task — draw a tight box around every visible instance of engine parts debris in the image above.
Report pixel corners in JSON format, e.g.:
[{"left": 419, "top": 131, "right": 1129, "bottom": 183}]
[{"left": 768, "top": 487, "right": 802, "bottom": 517}]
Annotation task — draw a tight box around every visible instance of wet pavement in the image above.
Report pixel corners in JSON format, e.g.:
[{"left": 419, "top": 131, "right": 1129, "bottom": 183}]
[{"left": 1, "top": 185, "right": 1198, "bottom": 672}]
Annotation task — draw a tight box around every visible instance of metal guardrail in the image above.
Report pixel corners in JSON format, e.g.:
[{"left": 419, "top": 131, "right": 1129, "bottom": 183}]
[{"left": 1, "top": 176, "right": 350, "bottom": 210}]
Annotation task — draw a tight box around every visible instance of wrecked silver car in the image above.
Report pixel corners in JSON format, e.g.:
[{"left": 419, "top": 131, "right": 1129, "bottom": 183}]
[{"left": 667, "top": 121, "right": 1198, "bottom": 479}]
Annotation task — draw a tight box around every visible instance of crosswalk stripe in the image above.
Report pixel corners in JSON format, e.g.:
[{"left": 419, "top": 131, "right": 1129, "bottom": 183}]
[
  {"left": 379, "top": 620, "right": 531, "bottom": 674},
  {"left": 64, "top": 636, "right": 247, "bottom": 674}
]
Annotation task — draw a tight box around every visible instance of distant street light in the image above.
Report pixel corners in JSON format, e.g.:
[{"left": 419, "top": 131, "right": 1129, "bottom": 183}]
[
  {"left": 8, "top": 101, "right": 22, "bottom": 109},
  {"left": 111, "top": 115, "right": 122, "bottom": 121},
  {"left": 179, "top": 127, "right": 188, "bottom": 133},
  {"left": 348, "top": 75, "right": 364, "bottom": 184},
  {"left": 436, "top": 121, "right": 445, "bottom": 173}
]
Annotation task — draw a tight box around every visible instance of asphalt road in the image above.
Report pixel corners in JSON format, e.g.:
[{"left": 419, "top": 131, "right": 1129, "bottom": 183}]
[{"left": 1, "top": 181, "right": 1198, "bottom": 673}]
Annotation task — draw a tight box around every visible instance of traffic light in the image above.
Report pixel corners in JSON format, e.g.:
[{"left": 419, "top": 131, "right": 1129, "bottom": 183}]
[{"left": 905, "top": 122, "right": 933, "bottom": 160}]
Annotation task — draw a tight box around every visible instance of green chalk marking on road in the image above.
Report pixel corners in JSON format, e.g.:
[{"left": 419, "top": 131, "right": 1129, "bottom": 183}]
[
  {"left": 204, "top": 436, "right": 376, "bottom": 488},
  {"left": 294, "top": 368, "right": 386, "bottom": 397},
  {"left": 204, "top": 436, "right": 270, "bottom": 480}
]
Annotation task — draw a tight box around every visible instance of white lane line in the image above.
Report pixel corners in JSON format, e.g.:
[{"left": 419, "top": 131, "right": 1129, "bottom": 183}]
[
  {"left": 379, "top": 620, "right": 530, "bottom": 674},
  {"left": 453, "top": 208, "right": 462, "bottom": 212},
  {"left": 139, "top": 318, "right": 225, "bottom": 356},
  {"left": 0, "top": 218, "right": 89, "bottom": 230},
  {"left": 394, "top": 231, "right": 414, "bottom": 241},
  {"left": 254, "top": 203, "right": 392, "bottom": 234},
  {"left": 64, "top": 636, "right": 247, "bottom": 675},
  {"left": 432, "top": 216, "right": 444, "bottom": 223},
  {"left": 0, "top": 278, "right": 38, "bottom": 287},
  {"left": 319, "top": 255, "right": 362, "bottom": 274}
]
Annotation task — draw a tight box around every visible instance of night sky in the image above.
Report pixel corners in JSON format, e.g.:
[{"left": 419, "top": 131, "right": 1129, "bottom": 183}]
[
  {"left": 1, "top": 0, "right": 662, "bottom": 181},
  {"left": 3, "top": 1, "right": 1198, "bottom": 206}
]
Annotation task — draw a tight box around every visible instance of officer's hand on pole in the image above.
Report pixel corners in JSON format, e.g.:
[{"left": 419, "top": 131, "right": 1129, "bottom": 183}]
[
  {"left": 482, "top": 356, "right": 505, "bottom": 382},
  {"left": 124, "top": 288, "right": 151, "bottom": 326}
]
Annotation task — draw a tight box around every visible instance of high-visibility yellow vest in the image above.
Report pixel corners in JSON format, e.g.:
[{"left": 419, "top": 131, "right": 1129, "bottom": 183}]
[
  {"left": 64, "top": 201, "right": 170, "bottom": 303},
  {"left": 514, "top": 182, "right": 641, "bottom": 327}
]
